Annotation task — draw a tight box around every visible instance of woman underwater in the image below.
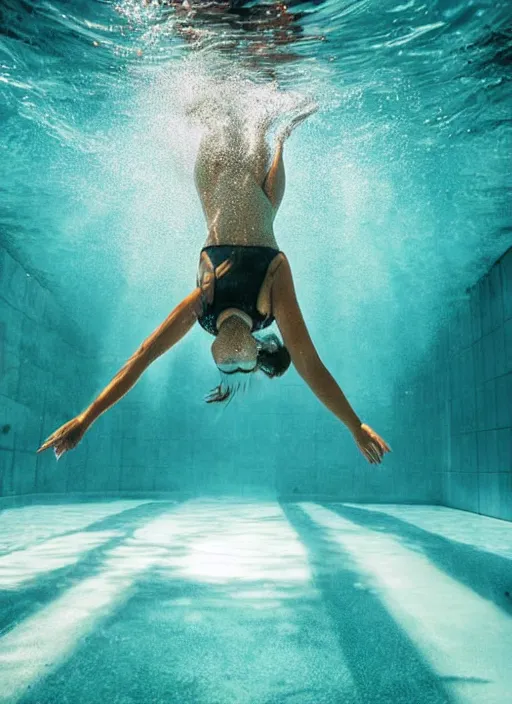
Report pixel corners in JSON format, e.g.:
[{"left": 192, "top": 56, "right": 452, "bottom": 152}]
[{"left": 38, "top": 103, "right": 390, "bottom": 465}]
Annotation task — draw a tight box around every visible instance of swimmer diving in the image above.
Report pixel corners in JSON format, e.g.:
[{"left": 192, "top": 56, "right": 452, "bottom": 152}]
[{"left": 38, "top": 102, "right": 391, "bottom": 465}]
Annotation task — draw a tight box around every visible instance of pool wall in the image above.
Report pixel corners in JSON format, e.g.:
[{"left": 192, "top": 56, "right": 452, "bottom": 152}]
[
  {"left": 1, "top": 243, "right": 511, "bottom": 520},
  {"left": 394, "top": 246, "right": 512, "bottom": 521},
  {"left": 0, "top": 245, "right": 99, "bottom": 498}
]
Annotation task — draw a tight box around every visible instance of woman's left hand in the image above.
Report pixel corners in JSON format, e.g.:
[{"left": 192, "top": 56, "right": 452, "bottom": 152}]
[{"left": 353, "top": 423, "right": 391, "bottom": 464}]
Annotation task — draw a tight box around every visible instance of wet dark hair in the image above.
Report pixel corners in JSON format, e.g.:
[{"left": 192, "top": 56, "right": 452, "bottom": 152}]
[
  {"left": 256, "top": 333, "right": 291, "bottom": 378},
  {"left": 205, "top": 333, "right": 290, "bottom": 404}
]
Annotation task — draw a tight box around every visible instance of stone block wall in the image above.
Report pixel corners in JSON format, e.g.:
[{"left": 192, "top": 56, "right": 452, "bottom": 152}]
[{"left": 0, "top": 245, "right": 98, "bottom": 501}]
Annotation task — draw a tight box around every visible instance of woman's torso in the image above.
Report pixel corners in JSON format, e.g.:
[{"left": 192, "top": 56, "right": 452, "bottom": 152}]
[
  {"left": 196, "top": 245, "right": 283, "bottom": 336},
  {"left": 194, "top": 127, "right": 279, "bottom": 249}
]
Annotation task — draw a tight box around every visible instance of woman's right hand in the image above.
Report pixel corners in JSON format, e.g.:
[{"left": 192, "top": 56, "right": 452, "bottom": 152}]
[
  {"left": 353, "top": 423, "right": 391, "bottom": 464},
  {"left": 37, "top": 415, "right": 87, "bottom": 460}
]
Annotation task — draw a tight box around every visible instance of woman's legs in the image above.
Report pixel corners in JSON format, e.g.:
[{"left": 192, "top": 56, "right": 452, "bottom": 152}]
[
  {"left": 262, "top": 135, "right": 286, "bottom": 210},
  {"left": 262, "top": 102, "right": 318, "bottom": 209}
]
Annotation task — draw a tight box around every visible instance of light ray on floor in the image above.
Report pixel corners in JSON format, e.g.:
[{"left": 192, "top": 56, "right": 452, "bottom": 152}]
[
  {"left": 0, "top": 507, "right": 174, "bottom": 703},
  {"left": 0, "top": 500, "right": 359, "bottom": 704},
  {"left": 342, "top": 503, "right": 512, "bottom": 559},
  {"left": 0, "top": 531, "right": 121, "bottom": 589},
  {"left": 123, "top": 499, "right": 359, "bottom": 704},
  {"left": 300, "top": 503, "right": 512, "bottom": 704},
  {"left": 0, "top": 500, "right": 151, "bottom": 554}
]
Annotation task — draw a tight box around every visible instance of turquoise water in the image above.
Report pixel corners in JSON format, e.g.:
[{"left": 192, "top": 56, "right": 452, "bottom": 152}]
[
  {"left": 0, "top": 0, "right": 511, "bottom": 487},
  {"left": 1, "top": 4, "right": 512, "bottom": 701}
]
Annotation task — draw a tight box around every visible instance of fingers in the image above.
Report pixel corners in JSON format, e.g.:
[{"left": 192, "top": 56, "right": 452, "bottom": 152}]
[
  {"left": 361, "top": 424, "right": 392, "bottom": 456},
  {"left": 381, "top": 438, "right": 392, "bottom": 452},
  {"left": 362, "top": 448, "right": 374, "bottom": 464},
  {"left": 37, "top": 435, "right": 58, "bottom": 453},
  {"left": 375, "top": 437, "right": 391, "bottom": 454},
  {"left": 359, "top": 445, "right": 374, "bottom": 464},
  {"left": 363, "top": 447, "right": 379, "bottom": 464},
  {"left": 54, "top": 444, "right": 68, "bottom": 461},
  {"left": 371, "top": 440, "right": 384, "bottom": 461},
  {"left": 367, "top": 444, "right": 381, "bottom": 464},
  {"left": 37, "top": 419, "right": 81, "bottom": 455},
  {"left": 359, "top": 439, "right": 384, "bottom": 464},
  {"left": 371, "top": 430, "right": 391, "bottom": 454},
  {"left": 52, "top": 436, "right": 73, "bottom": 460},
  {"left": 38, "top": 426, "right": 67, "bottom": 453}
]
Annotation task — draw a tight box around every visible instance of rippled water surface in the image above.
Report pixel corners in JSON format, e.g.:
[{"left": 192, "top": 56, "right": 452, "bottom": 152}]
[{"left": 0, "top": 0, "right": 511, "bottom": 401}]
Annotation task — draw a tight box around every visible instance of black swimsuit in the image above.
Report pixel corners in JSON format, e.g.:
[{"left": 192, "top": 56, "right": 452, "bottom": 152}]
[{"left": 197, "top": 245, "right": 281, "bottom": 336}]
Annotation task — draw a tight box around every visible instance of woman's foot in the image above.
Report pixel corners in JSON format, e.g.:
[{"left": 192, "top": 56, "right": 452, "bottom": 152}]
[{"left": 279, "top": 100, "right": 318, "bottom": 140}]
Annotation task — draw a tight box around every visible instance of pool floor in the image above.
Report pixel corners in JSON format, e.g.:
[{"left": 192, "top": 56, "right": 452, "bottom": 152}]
[{"left": 0, "top": 499, "right": 511, "bottom": 703}]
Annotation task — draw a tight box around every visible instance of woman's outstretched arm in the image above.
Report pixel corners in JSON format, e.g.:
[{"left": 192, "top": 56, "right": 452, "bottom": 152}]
[
  {"left": 271, "top": 254, "right": 391, "bottom": 464},
  {"left": 37, "top": 286, "right": 203, "bottom": 458}
]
